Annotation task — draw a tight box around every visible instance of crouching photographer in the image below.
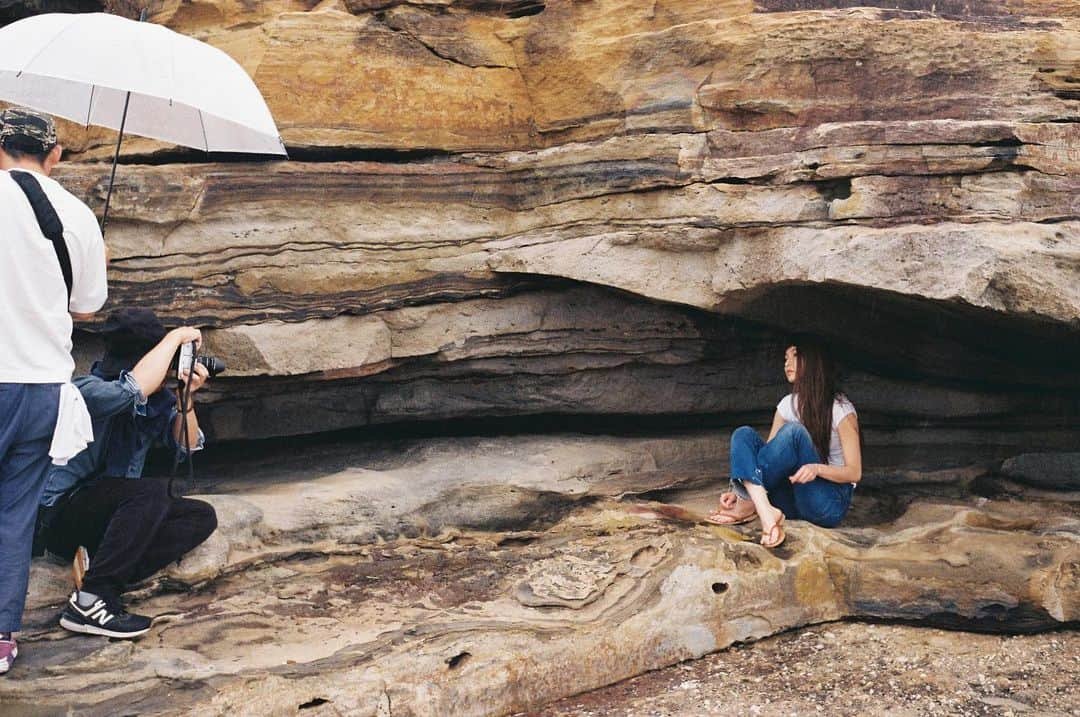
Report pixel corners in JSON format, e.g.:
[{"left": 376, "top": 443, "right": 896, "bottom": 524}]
[{"left": 37, "top": 308, "right": 219, "bottom": 639}]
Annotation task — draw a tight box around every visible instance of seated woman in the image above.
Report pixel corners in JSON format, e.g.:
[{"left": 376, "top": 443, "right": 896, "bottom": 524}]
[{"left": 707, "top": 340, "right": 862, "bottom": 548}]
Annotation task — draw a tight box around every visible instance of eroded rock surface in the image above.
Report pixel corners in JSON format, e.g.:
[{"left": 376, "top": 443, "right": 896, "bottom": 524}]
[{"left": 5, "top": 436, "right": 1078, "bottom": 716}]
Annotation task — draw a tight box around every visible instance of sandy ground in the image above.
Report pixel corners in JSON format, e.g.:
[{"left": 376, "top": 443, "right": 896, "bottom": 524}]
[{"left": 528, "top": 622, "right": 1080, "bottom": 717}]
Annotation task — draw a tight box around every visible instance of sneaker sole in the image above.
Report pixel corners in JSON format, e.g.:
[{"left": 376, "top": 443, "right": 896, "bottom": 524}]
[
  {"left": 59, "top": 617, "right": 150, "bottom": 639},
  {"left": 0, "top": 645, "right": 15, "bottom": 674}
]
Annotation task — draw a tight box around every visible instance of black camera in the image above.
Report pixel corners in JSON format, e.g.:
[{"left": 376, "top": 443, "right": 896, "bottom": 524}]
[
  {"left": 177, "top": 341, "right": 227, "bottom": 379},
  {"left": 195, "top": 355, "right": 226, "bottom": 378}
]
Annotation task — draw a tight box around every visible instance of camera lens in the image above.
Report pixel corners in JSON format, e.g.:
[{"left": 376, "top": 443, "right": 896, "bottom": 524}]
[{"left": 195, "top": 355, "right": 226, "bottom": 377}]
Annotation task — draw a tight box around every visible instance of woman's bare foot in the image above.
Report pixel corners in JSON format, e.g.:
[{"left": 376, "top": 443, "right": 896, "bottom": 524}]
[
  {"left": 740, "top": 482, "right": 786, "bottom": 548},
  {"left": 705, "top": 491, "right": 757, "bottom": 525},
  {"left": 759, "top": 506, "right": 786, "bottom": 548}
]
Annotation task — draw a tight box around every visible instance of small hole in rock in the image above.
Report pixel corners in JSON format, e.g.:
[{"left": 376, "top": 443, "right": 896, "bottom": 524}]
[
  {"left": 447, "top": 651, "right": 471, "bottom": 669},
  {"left": 711, "top": 582, "right": 729, "bottom": 594},
  {"left": 815, "top": 177, "right": 852, "bottom": 201},
  {"left": 299, "top": 697, "right": 330, "bottom": 710}
]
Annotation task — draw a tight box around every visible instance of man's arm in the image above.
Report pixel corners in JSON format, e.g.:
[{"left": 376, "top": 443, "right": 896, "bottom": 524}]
[
  {"left": 70, "top": 324, "right": 199, "bottom": 419},
  {"left": 75, "top": 374, "right": 144, "bottom": 419},
  {"left": 127, "top": 327, "right": 202, "bottom": 397},
  {"left": 68, "top": 209, "right": 108, "bottom": 318}
]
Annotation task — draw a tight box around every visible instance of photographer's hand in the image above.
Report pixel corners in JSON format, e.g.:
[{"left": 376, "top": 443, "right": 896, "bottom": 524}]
[
  {"left": 169, "top": 326, "right": 202, "bottom": 350},
  {"left": 178, "top": 362, "right": 210, "bottom": 394}
]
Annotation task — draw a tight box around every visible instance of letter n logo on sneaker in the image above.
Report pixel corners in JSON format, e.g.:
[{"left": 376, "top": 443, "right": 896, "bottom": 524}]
[{"left": 85, "top": 600, "right": 115, "bottom": 626}]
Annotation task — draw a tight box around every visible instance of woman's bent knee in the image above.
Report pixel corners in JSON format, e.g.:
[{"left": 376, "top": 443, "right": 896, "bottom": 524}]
[
  {"left": 731, "top": 425, "right": 758, "bottom": 446},
  {"left": 774, "top": 422, "right": 811, "bottom": 442}
]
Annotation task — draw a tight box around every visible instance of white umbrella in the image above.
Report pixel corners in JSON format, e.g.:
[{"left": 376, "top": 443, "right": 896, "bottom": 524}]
[{"left": 0, "top": 11, "right": 287, "bottom": 231}]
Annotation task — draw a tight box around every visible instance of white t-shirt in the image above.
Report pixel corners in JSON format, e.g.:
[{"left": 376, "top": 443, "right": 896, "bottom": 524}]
[
  {"left": 0, "top": 168, "right": 107, "bottom": 383},
  {"left": 777, "top": 393, "right": 857, "bottom": 466}
]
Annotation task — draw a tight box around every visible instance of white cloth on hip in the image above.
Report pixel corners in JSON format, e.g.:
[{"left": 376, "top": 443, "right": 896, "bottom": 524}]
[{"left": 49, "top": 383, "right": 93, "bottom": 465}]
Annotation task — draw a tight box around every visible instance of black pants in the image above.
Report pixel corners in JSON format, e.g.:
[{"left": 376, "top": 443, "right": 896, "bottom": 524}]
[{"left": 46, "top": 478, "right": 217, "bottom": 602}]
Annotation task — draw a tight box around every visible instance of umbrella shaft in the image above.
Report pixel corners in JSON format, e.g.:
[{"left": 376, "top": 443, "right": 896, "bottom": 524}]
[
  {"left": 99, "top": 9, "right": 146, "bottom": 236},
  {"left": 99, "top": 90, "right": 132, "bottom": 236}
]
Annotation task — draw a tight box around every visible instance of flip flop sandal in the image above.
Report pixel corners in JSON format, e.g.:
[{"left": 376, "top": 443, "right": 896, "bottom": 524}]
[
  {"left": 760, "top": 512, "right": 786, "bottom": 549},
  {"left": 704, "top": 509, "right": 758, "bottom": 526}
]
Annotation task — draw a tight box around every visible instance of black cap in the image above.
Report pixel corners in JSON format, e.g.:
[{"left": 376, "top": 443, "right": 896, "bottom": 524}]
[
  {"left": 0, "top": 107, "right": 58, "bottom": 155},
  {"left": 98, "top": 308, "right": 168, "bottom": 378}
]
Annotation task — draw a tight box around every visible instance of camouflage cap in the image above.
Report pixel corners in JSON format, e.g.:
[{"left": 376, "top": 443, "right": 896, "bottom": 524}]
[{"left": 0, "top": 107, "right": 58, "bottom": 154}]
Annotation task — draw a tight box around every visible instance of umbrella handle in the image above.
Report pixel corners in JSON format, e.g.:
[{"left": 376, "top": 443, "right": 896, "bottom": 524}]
[{"left": 98, "top": 8, "right": 146, "bottom": 238}]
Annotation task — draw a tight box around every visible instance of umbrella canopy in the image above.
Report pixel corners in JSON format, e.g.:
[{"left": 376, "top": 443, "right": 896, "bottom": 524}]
[{"left": 0, "top": 12, "right": 286, "bottom": 156}]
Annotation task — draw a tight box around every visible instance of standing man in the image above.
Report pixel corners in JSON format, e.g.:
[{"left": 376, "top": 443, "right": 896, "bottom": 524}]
[{"left": 0, "top": 107, "right": 108, "bottom": 674}]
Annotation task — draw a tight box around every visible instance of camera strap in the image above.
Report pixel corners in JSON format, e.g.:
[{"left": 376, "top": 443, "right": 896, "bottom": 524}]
[
  {"left": 170, "top": 351, "right": 197, "bottom": 497},
  {"left": 9, "top": 170, "right": 74, "bottom": 301}
]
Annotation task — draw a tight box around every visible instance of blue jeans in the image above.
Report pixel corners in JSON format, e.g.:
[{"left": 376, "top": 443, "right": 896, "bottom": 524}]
[
  {"left": 0, "top": 383, "right": 60, "bottom": 632},
  {"left": 729, "top": 423, "right": 853, "bottom": 528}
]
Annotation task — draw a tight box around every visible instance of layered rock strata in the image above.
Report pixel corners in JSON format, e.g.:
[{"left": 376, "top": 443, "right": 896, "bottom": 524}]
[
  {"left": 4, "top": 0, "right": 1069, "bottom": 465},
  {"left": 25, "top": 0, "right": 1073, "bottom": 460},
  {"left": 56, "top": 132, "right": 1080, "bottom": 456}
]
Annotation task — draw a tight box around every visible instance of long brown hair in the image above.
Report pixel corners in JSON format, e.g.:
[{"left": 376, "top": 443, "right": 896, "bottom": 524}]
[{"left": 790, "top": 340, "right": 840, "bottom": 463}]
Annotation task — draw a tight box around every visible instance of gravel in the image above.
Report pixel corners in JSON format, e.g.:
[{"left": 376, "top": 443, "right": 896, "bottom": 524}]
[{"left": 529, "top": 622, "right": 1080, "bottom": 717}]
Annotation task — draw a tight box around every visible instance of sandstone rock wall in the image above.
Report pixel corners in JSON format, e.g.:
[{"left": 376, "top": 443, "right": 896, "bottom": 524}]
[{"left": 5, "top": 0, "right": 1076, "bottom": 466}]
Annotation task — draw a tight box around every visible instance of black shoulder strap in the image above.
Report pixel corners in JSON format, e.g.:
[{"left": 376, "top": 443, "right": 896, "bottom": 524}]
[{"left": 9, "top": 170, "right": 73, "bottom": 301}]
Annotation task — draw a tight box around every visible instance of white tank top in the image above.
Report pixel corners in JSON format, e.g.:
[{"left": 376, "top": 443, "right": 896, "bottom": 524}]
[{"left": 777, "top": 393, "right": 856, "bottom": 466}]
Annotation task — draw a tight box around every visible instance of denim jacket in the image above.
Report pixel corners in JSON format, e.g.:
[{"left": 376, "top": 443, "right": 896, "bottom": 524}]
[{"left": 40, "top": 366, "right": 205, "bottom": 507}]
